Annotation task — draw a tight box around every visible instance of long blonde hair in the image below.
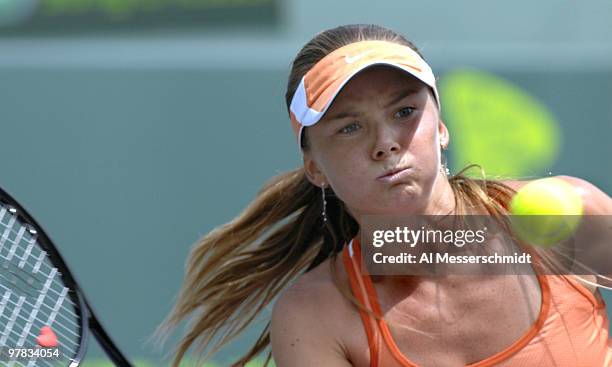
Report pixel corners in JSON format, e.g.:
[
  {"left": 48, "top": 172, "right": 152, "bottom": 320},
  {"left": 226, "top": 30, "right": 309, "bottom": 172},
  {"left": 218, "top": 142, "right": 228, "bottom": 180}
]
[{"left": 156, "top": 24, "right": 519, "bottom": 367}]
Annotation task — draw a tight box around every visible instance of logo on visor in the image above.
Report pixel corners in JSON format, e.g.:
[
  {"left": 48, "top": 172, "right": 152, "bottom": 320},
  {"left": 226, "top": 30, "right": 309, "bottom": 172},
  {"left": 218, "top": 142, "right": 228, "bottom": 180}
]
[{"left": 344, "top": 50, "right": 373, "bottom": 64}]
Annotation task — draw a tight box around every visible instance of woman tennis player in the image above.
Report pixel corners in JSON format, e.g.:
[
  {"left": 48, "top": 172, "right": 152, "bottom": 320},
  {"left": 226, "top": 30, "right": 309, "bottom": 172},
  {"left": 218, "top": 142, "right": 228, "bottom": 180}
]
[{"left": 159, "top": 24, "right": 612, "bottom": 366}]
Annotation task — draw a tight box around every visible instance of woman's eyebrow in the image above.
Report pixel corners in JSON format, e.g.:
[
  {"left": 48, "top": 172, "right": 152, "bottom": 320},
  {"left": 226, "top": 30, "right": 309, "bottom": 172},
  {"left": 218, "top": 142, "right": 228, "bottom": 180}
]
[
  {"left": 327, "top": 110, "right": 360, "bottom": 122},
  {"left": 326, "top": 88, "right": 421, "bottom": 122},
  {"left": 384, "top": 88, "right": 420, "bottom": 109}
]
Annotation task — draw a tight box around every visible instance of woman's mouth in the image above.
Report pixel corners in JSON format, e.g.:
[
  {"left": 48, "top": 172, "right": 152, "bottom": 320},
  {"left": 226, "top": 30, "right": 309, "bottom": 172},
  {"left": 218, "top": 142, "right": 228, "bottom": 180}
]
[{"left": 377, "top": 166, "right": 412, "bottom": 183}]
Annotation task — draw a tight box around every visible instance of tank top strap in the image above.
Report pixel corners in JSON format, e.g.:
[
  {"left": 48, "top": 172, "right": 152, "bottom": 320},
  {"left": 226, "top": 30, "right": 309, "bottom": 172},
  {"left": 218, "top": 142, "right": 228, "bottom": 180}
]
[
  {"left": 343, "top": 239, "right": 413, "bottom": 367},
  {"left": 343, "top": 240, "right": 381, "bottom": 367}
]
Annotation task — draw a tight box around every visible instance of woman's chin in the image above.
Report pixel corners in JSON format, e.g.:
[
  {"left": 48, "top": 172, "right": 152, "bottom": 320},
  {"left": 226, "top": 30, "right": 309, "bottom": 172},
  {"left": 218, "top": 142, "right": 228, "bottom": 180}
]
[{"left": 389, "top": 183, "right": 421, "bottom": 200}]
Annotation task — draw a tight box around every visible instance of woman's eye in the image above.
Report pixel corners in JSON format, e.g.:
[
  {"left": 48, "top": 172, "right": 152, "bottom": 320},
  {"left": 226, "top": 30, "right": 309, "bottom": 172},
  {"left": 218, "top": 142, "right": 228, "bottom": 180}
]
[
  {"left": 338, "top": 122, "right": 361, "bottom": 134},
  {"left": 396, "top": 107, "right": 415, "bottom": 119}
]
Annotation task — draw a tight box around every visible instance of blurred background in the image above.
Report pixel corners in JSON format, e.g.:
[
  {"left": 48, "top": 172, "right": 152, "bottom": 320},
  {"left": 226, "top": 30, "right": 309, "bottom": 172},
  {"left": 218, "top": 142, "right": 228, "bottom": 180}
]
[{"left": 1, "top": 0, "right": 611, "bottom": 365}]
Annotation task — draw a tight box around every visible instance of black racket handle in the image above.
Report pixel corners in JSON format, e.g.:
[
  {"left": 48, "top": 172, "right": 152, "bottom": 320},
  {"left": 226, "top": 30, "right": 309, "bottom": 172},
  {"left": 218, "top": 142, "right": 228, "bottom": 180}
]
[
  {"left": 88, "top": 314, "right": 133, "bottom": 366},
  {"left": 81, "top": 292, "right": 133, "bottom": 367}
]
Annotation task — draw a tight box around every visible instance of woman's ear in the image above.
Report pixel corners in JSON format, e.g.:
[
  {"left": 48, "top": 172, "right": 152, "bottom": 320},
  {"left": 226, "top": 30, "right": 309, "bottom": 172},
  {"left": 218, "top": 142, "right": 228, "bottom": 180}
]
[
  {"left": 303, "top": 153, "right": 328, "bottom": 187},
  {"left": 438, "top": 120, "right": 450, "bottom": 149}
]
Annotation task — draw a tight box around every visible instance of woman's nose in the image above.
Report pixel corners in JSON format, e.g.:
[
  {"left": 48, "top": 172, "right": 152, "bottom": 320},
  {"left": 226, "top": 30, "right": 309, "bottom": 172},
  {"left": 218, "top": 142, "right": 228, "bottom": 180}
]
[{"left": 371, "top": 127, "right": 400, "bottom": 160}]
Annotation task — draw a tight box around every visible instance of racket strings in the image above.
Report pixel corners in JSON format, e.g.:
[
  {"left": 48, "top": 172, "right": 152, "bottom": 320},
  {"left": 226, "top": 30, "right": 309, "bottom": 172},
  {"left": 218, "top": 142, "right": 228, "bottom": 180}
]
[
  {"left": 0, "top": 212, "right": 78, "bottom": 308},
  {"left": 0, "top": 288, "right": 81, "bottom": 361},
  {"left": 0, "top": 204, "right": 82, "bottom": 363},
  {"left": 0, "top": 249, "right": 78, "bottom": 308},
  {"left": 0, "top": 280, "right": 79, "bottom": 324},
  {"left": 0, "top": 287, "right": 81, "bottom": 364},
  {"left": 0, "top": 286, "right": 81, "bottom": 339},
  {"left": 0, "top": 309, "right": 80, "bottom": 347},
  {"left": 0, "top": 305, "right": 78, "bottom": 350}
]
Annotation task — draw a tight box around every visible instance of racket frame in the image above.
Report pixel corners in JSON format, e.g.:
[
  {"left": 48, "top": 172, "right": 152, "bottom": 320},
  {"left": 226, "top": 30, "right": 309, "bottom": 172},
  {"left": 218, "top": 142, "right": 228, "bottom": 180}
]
[{"left": 0, "top": 186, "right": 132, "bottom": 366}]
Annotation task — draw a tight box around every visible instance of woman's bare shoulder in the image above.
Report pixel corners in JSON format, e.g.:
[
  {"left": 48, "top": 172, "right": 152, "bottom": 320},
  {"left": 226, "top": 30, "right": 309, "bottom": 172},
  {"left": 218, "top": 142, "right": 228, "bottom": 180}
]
[
  {"left": 277, "top": 255, "right": 351, "bottom": 310},
  {"left": 272, "top": 253, "right": 361, "bottom": 346},
  {"left": 270, "top": 255, "right": 356, "bottom": 366}
]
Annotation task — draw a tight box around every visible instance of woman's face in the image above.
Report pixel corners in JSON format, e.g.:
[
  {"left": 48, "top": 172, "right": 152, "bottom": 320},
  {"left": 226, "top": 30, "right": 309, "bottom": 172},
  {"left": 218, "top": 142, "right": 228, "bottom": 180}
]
[{"left": 303, "top": 65, "right": 450, "bottom": 219}]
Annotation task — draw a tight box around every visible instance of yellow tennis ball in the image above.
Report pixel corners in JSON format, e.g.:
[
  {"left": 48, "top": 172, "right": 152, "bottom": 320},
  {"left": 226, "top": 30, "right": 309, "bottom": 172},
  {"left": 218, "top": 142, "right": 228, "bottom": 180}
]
[{"left": 509, "top": 177, "right": 584, "bottom": 247}]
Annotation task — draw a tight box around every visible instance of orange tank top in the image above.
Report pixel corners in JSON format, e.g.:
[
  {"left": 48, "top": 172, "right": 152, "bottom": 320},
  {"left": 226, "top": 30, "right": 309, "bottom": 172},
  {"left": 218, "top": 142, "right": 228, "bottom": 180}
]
[{"left": 342, "top": 237, "right": 612, "bottom": 367}]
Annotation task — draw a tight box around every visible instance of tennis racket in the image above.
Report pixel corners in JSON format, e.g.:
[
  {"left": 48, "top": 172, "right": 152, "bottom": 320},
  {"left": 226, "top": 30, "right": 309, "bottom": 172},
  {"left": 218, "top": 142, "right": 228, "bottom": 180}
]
[{"left": 0, "top": 186, "right": 133, "bottom": 366}]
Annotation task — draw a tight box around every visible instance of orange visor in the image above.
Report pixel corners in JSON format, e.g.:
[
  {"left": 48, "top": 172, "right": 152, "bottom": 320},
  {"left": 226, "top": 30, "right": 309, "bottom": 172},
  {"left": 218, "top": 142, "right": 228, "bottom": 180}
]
[{"left": 289, "top": 40, "right": 440, "bottom": 147}]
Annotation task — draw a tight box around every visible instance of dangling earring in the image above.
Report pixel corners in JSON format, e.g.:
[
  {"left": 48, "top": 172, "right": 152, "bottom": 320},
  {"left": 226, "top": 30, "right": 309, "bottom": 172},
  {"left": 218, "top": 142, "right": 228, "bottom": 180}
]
[
  {"left": 321, "top": 183, "right": 327, "bottom": 223},
  {"left": 441, "top": 143, "right": 450, "bottom": 176}
]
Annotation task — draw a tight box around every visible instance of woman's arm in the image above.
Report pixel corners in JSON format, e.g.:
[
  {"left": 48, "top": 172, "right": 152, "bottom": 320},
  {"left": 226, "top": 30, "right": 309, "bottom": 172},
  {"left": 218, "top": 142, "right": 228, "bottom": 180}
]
[
  {"left": 556, "top": 175, "right": 612, "bottom": 215},
  {"left": 271, "top": 287, "right": 354, "bottom": 367},
  {"left": 504, "top": 176, "right": 612, "bottom": 288},
  {"left": 556, "top": 175, "right": 612, "bottom": 285}
]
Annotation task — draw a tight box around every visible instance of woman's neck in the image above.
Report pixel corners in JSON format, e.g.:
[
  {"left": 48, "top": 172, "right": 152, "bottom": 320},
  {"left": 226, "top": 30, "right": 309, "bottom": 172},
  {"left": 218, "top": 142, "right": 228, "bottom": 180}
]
[{"left": 424, "top": 172, "right": 456, "bottom": 216}]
